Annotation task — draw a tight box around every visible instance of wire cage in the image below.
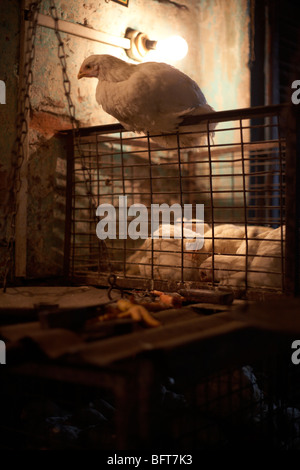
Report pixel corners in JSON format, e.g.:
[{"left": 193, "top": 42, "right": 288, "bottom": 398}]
[
  {"left": 1, "top": 323, "right": 300, "bottom": 450},
  {"left": 63, "top": 104, "right": 299, "bottom": 299}
]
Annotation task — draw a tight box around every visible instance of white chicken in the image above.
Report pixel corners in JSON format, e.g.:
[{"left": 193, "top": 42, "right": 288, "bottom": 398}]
[
  {"left": 126, "top": 223, "right": 207, "bottom": 281},
  {"left": 199, "top": 226, "right": 285, "bottom": 289},
  {"left": 241, "top": 226, "right": 285, "bottom": 288},
  {"left": 77, "top": 54, "right": 216, "bottom": 148},
  {"left": 202, "top": 224, "right": 246, "bottom": 256}
]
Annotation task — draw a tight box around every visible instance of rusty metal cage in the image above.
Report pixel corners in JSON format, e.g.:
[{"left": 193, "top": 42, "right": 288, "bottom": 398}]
[
  {"left": 1, "top": 321, "right": 300, "bottom": 450},
  {"left": 63, "top": 104, "right": 300, "bottom": 298}
]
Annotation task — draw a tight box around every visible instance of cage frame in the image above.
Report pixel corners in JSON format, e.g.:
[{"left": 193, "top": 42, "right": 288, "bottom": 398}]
[{"left": 61, "top": 103, "right": 300, "bottom": 299}]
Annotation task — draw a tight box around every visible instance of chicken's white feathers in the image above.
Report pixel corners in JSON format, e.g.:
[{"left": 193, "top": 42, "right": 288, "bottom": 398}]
[
  {"left": 199, "top": 226, "right": 285, "bottom": 288},
  {"left": 78, "top": 54, "right": 216, "bottom": 147}
]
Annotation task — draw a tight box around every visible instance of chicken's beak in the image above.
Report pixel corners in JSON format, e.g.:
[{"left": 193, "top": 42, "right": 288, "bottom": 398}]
[{"left": 77, "top": 70, "right": 84, "bottom": 79}]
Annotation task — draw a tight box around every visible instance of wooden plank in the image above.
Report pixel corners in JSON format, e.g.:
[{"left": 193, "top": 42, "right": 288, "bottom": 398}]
[
  {"left": 78, "top": 312, "right": 247, "bottom": 367},
  {"left": 0, "top": 285, "right": 110, "bottom": 310}
]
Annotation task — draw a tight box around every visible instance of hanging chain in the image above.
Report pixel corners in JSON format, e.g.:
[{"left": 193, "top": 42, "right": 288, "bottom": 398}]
[
  {"left": 49, "top": 0, "right": 113, "bottom": 275},
  {"left": 1, "top": 0, "right": 113, "bottom": 291},
  {"left": 1, "top": 1, "right": 42, "bottom": 291},
  {"left": 49, "top": 0, "right": 97, "bottom": 210}
]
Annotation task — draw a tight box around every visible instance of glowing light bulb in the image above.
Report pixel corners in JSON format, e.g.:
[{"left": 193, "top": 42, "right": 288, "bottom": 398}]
[
  {"left": 155, "top": 35, "right": 188, "bottom": 61},
  {"left": 125, "top": 28, "right": 188, "bottom": 62}
]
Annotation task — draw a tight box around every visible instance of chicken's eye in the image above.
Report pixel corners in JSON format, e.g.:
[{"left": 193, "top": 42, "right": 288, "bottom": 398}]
[{"left": 86, "top": 65, "right": 91, "bottom": 69}]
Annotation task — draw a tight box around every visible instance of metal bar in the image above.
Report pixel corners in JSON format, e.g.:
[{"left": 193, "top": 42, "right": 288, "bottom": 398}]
[
  {"left": 95, "top": 133, "right": 101, "bottom": 274},
  {"left": 120, "top": 131, "right": 127, "bottom": 278},
  {"left": 240, "top": 119, "right": 248, "bottom": 288},
  {"left": 72, "top": 169, "right": 285, "bottom": 182},
  {"left": 285, "top": 105, "right": 300, "bottom": 295},
  {"left": 59, "top": 104, "right": 287, "bottom": 137},
  {"left": 36, "top": 12, "right": 130, "bottom": 49},
  {"left": 277, "top": 113, "right": 285, "bottom": 292},
  {"left": 63, "top": 133, "right": 74, "bottom": 279},
  {"left": 72, "top": 141, "right": 285, "bottom": 161},
  {"left": 15, "top": 0, "right": 31, "bottom": 278},
  {"left": 147, "top": 133, "right": 154, "bottom": 285},
  {"left": 207, "top": 121, "right": 215, "bottom": 286},
  {"left": 72, "top": 204, "right": 285, "bottom": 211},
  {"left": 176, "top": 133, "right": 184, "bottom": 283}
]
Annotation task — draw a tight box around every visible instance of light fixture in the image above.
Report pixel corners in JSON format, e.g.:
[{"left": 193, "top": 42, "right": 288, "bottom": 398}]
[
  {"left": 125, "top": 28, "right": 188, "bottom": 62},
  {"left": 33, "top": 14, "right": 188, "bottom": 63}
]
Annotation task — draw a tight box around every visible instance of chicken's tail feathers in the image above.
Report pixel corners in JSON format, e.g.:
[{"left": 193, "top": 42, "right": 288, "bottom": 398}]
[{"left": 180, "top": 104, "right": 218, "bottom": 144}]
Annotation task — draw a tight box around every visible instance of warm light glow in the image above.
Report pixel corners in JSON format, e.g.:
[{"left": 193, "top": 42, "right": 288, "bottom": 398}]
[
  {"left": 125, "top": 28, "right": 189, "bottom": 63},
  {"left": 155, "top": 35, "right": 188, "bottom": 61}
]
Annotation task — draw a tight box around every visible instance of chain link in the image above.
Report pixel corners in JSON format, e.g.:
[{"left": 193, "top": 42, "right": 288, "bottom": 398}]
[
  {"left": 49, "top": 0, "right": 97, "bottom": 210},
  {"left": 1, "top": 1, "right": 42, "bottom": 291}
]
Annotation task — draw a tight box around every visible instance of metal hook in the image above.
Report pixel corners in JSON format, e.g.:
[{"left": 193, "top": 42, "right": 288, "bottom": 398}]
[{"left": 107, "top": 273, "right": 124, "bottom": 300}]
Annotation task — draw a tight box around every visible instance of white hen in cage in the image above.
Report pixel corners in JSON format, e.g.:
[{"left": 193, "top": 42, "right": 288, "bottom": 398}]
[
  {"left": 126, "top": 222, "right": 210, "bottom": 281},
  {"left": 199, "top": 226, "right": 285, "bottom": 288}
]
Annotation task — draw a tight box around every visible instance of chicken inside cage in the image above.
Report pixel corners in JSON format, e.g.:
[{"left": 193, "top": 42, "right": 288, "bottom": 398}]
[
  {"left": 67, "top": 105, "right": 287, "bottom": 297},
  {"left": 2, "top": 0, "right": 300, "bottom": 452}
]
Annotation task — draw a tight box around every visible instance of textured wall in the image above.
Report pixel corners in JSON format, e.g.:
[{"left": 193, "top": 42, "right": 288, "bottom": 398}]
[
  {"left": 0, "top": 0, "right": 20, "bottom": 278},
  {"left": 0, "top": 0, "right": 250, "bottom": 280},
  {"left": 197, "top": 0, "right": 250, "bottom": 112}
]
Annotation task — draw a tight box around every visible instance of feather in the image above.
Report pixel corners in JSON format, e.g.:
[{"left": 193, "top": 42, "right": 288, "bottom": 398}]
[
  {"left": 126, "top": 224, "right": 205, "bottom": 281},
  {"left": 78, "top": 54, "right": 216, "bottom": 148},
  {"left": 200, "top": 226, "right": 285, "bottom": 288}
]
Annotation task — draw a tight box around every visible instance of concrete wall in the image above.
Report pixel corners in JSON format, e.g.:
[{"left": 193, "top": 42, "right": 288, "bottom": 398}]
[
  {"left": 0, "top": 0, "right": 21, "bottom": 279},
  {"left": 197, "top": 0, "right": 250, "bottom": 112},
  {"left": 0, "top": 0, "right": 250, "bottom": 280}
]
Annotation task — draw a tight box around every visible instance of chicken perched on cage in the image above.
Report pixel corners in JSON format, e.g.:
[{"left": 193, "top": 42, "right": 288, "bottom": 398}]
[{"left": 77, "top": 54, "right": 216, "bottom": 148}]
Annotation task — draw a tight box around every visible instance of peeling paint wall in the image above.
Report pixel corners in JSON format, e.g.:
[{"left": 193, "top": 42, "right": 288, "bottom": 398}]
[
  {"left": 0, "top": 0, "right": 250, "bottom": 280},
  {"left": 0, "top": 0, "right": 20, "bottom": 277},
  {"left": 197, "top": 0, "right": 250, "bottom": 112}
]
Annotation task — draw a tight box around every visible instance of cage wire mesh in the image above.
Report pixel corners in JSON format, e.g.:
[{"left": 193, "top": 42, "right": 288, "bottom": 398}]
[
  {"left": 154, "top": 356, "right": 300, "bottom": 450},
  {"left": 64, "top": 104, "right": 290, "bottom": 297},
  {"left": 1, "top": 337, "right": 300, "bottom": 450}
]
